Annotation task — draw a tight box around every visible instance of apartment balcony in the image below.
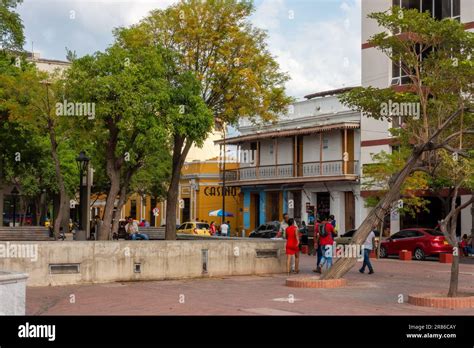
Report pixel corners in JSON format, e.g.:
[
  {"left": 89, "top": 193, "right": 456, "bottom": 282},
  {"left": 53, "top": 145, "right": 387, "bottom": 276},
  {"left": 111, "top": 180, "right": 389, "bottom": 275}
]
[{"left": 223, "top": 160, "right": 359, "bottom": 186}]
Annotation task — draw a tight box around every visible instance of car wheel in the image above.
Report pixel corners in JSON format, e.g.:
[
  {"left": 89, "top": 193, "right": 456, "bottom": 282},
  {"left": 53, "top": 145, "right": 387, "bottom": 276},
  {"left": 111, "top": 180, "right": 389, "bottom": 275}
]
[
  {"left": 379, "top": 246, "right": 388, "bottom": 258},
  {"left": 414, "top": 248, "right": 425, "bottom": 261}
]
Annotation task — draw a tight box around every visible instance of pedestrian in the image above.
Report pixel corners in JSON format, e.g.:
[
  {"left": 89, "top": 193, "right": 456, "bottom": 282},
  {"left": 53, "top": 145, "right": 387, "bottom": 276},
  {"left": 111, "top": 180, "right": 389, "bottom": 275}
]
[
  {"left": 461, "top": 234, "right": 473, "bottom": 256},
  {"left": 299, "top": 221, "right": 308, "bottom": 251},
  {"left": 359, "top": 229, "right": 375, "bottom": 274},
  {"left": 220, "top": 221, "right": 229, "bottom": 237},
  {"left": 285, "top": 218, "right": 300, "bottom": 275},
  {"left": 209, "top": 221, "right": 217, "bottom": 236},
  {"left": 317, "top": 216, "right": 336, "bottom": 273},
  {"left": 125, "top": 216, "right": 149, "bottom": 240},
  {"left": 277, "top": 213, "right": 289, "bottom": 238},
  {"left": 312, "top": 217, "right": 323, "bottom": 272},
  {"left": 329, "top": 214, "right": 338, "bottom": 236},
  {"left": 226, "top": 221, "right": 231, "bottom": 237}
]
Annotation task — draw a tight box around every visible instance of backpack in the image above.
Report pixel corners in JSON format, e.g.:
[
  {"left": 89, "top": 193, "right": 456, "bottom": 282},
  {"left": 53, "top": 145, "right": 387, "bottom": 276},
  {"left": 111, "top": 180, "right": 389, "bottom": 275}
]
[{"left": 319, "top": 223, "right": 328, "bottom": 238}]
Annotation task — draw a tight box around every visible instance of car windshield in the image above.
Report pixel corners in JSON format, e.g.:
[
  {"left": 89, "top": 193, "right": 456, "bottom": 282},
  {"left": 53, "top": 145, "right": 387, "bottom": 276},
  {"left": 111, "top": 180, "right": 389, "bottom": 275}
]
[
  {"left": 197, "top": 223, "right": 209, "bottom": 229},
  {"left": 425, "top": 229, "right": 443, "bottom": 236}
]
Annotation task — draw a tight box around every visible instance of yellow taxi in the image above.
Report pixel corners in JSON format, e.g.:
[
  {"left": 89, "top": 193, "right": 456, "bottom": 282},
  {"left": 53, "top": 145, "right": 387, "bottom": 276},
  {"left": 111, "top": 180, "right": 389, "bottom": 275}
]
[{"left": 177, "top": 222, "right": 211, "bottom": 236}]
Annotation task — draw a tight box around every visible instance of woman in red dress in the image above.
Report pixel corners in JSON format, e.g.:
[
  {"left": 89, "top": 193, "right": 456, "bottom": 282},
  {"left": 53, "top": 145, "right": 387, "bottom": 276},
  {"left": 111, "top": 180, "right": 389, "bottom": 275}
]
[{"left": 285, "top": 218, "right": 300, "bottom": 275}]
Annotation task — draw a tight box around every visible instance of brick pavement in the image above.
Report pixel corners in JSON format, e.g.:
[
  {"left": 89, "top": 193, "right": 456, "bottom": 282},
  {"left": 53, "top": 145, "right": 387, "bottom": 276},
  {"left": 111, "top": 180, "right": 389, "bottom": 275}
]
[{"left": 26, "top": 255, "right": 474, "bottom": 315}]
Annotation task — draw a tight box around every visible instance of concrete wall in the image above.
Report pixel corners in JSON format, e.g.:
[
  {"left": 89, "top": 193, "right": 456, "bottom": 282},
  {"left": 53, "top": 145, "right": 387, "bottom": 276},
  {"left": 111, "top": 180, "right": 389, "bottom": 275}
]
[
  {"left": 0, "top": 240, "right": 286, "bottom": 287},
  {"left": 0, "top": 271, "right": 27, "bottom": 315}
]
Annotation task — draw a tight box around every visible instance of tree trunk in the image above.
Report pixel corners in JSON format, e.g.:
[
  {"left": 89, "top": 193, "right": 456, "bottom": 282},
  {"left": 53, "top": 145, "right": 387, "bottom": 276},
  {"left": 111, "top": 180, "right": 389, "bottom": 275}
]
[
  {"left": 48, "top": 123, "right": 68, "bottom": 238},
  {"left": 99, "top": 167, "right": 120, "bottom": 240},
  {"left": 322, "top": 144, "right": 426, "bottom": 279},
  {"left": 111, "top": 182, "right": 130, "bottom": 235},
  {"left": 165, "top": 136, "right": 193, "bottom": 240},
  {"left": 0, "top": 186, "right": 3, "bottom": 227},
  {"left": 448, "top": 253, "right": 459, "bottom": 297},
  {"left": 99, "top": 121, "right": 122, "bottom": 240}
]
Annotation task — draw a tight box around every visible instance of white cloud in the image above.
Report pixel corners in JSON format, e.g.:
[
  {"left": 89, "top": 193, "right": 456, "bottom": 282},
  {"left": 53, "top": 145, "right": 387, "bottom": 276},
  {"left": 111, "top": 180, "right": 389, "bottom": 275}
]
[{"left": 253, "top": 0, "right": 361, "bottom": 99}]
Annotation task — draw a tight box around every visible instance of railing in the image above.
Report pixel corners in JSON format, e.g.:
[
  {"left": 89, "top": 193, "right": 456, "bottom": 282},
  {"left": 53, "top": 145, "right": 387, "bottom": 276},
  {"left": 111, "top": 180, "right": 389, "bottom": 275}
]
[{"left": 224, "top": 160, "right": 359, "bottom": 182}]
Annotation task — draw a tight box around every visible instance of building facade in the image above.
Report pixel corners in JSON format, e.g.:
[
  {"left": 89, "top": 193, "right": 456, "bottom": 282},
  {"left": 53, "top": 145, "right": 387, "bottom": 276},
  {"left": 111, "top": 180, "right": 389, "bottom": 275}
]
[
  {"left": 361, "top": 0, "right": 474, "bottom": 234},
  {"left": 219, "top": 89, "right": 361, "bottom": 235}
]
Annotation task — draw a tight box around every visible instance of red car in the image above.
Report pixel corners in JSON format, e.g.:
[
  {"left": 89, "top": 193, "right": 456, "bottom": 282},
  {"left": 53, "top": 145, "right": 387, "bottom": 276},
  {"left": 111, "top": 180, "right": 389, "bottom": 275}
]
[{"left": 380, "top": 228, "right": 452, "bottom": 260}]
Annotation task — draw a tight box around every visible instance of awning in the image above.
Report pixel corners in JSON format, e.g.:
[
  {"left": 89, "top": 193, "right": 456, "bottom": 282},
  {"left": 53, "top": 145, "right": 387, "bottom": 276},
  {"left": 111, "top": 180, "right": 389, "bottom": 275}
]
[{"left": 215, "top": 122, "right": 360, "bottom": 145}]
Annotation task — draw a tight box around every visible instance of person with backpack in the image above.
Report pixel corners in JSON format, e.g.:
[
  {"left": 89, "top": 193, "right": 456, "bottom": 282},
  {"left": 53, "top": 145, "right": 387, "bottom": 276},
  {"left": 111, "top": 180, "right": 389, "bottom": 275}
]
[{"left": 316, "top": 216, "right": 336, "bottom": 273}]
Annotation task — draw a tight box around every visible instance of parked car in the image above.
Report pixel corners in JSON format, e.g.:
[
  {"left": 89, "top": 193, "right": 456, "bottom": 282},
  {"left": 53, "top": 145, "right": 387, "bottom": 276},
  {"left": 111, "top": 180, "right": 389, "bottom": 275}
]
[
  {"left": 249, "top": 221, "right": 280, "bottom": 238},
  {"left": 380, "top": 228, "right": 452, "bottom": 260},
  {"left": 177, "top": 222, "right": 211, "bottom": 236},
  {"left": 334, "top": 229, "right": 380, "bottom": 245}
]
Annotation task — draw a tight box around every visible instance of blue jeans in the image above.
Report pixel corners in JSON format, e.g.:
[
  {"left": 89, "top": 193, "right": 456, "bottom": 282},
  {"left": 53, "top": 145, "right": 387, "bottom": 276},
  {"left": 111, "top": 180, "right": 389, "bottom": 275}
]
[
  {"left": 319, "top": 245, "right": 333, "bottom": 270},
  {"left": 132, "top": 233, "right": 149, "bottom": 240},
  {"left": 316, "top": 245, "right": 323, "bottom": 267},
  {"left": 360, "top": 248, "right": 373, "bottom": 273}
]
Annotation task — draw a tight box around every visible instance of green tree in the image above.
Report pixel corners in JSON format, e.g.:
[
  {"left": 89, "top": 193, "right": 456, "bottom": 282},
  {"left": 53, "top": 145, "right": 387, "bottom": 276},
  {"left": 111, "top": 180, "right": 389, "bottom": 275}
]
[
  {"left": 323, "top": 7, "right": 473, "bottom": 283},
  {"left": 117, "top": 0, "right": 292, "bottom": 239},
  {"left": 0, "top": 0, "right": 24, "bottom": 50},
  {"left": 65, "top": 41, "right": 207, "bottom": 239},
  {"left": 1, "top": 64, "right": 77, "bottom": 236}
]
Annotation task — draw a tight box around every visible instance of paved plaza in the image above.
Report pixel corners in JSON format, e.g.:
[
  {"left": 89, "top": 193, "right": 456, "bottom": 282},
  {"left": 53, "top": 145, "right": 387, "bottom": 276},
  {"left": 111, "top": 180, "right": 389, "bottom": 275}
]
[{"left": 26, "top": 255, "right": 474, "bottom": 315}]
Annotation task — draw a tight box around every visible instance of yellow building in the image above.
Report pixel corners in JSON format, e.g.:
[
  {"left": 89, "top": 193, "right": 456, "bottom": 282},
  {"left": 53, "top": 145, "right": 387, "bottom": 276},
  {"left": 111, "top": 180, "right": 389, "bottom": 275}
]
[{"left": 110, "top": 158, "right": 241, "bottom": 235}]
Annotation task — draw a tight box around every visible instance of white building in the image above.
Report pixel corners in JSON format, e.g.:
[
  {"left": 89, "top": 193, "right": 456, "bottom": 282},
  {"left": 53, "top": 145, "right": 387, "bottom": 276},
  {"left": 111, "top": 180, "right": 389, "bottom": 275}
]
[
  {"left": 218, "top": 88, "right": 361, "bottom": 234},
  {"left": 361, "top": 0, "right": 474, "bottom": 235}
]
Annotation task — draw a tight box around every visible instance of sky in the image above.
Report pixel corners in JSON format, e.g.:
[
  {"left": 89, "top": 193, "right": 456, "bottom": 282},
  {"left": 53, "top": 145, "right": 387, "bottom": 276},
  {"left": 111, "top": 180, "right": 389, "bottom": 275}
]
[{"left": 17, "top": 0, "right": 361, "bottom": 100}]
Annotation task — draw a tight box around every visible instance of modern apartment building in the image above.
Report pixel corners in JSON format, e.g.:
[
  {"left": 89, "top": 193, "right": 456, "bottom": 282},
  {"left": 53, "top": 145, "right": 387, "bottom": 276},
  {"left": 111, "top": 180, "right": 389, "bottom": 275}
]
[{"left": 361, "top": 0, "right": 474, "bottom": 234}]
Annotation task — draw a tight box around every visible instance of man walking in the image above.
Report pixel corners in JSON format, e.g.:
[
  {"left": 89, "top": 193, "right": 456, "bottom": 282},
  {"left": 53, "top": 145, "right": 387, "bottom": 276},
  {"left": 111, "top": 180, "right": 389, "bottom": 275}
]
[
  {"left": 359, "top": 229, "right": 375, "bottom": 274},
  {"left": 316, "top": 216, "right": 336, "bottom": 273}
]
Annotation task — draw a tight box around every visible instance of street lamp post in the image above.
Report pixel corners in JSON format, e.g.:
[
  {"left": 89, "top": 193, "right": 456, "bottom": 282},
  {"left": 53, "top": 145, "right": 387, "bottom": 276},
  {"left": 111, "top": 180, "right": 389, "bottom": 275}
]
[
  {"left": 11, "top": 186, "right": 19, "bottom": 227},
  {"left": 75, "top": 151, "right": 90, "bottom": 231},
  {"left": 221, "top": 125, "right": 226, "bottom": 225}
]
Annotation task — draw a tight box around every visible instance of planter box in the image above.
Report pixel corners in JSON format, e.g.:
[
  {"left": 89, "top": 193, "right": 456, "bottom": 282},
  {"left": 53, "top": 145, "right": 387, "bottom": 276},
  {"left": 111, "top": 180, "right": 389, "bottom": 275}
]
[
  {"left": 439, "top": 253, "right": 453, "bottom": 264},
  {"left": 399, "top": 250, "right": 412, "bottom": 261}
]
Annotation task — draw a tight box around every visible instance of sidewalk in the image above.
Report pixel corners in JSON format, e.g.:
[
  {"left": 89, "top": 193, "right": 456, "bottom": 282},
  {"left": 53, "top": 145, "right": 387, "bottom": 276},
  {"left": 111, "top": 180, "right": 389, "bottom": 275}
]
[{"left": 26, "top": 255, "right": 474, "bottom": 315}]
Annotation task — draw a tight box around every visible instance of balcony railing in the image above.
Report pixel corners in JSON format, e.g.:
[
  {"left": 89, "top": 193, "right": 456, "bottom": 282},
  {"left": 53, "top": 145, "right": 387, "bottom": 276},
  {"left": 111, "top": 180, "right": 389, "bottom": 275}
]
[{"left": 223, "top": 160, "right": 359, "bottom": 182}]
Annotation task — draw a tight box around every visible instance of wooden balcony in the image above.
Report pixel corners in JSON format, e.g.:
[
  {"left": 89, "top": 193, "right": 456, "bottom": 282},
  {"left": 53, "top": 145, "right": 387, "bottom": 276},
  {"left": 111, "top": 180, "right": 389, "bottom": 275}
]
[{"left": 223, "top": 160, "right": 359, "bottom": 186}]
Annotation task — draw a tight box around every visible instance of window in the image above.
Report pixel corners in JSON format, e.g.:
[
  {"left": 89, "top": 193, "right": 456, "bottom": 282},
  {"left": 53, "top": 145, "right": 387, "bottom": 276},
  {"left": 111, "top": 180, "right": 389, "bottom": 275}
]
[
  {"left": 391, "top": 231, "right": 409, "bottom": 239},
  {"left": 426, "top": 229, "right": 444, "bottom": 236},
  {"left": 178, "top": 223, "right": 187, "bottom": 230},
  {"left": 434, "top": 0, "right": 460, "bottom": 20},
  {"left": 393, "top": 0, "right": 459, "bottom": 19},
  {"left": 130, "top": 200, "right": 137, "bottom": 218}
]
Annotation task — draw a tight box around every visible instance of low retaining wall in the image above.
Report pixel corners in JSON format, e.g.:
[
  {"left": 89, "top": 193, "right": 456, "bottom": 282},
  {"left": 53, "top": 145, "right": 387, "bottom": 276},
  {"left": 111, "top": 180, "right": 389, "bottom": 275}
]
[
  {"left": 0, "top": 271, "right": 27, "bottom": 314},
  {"left": 0, "top": 240, "right": 286, "bottom": 286}
]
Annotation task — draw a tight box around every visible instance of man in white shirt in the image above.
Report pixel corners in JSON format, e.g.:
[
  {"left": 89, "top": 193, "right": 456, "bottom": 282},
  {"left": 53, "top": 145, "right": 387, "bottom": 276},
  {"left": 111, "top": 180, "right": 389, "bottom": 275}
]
[
  {"left": 359, "top": 229, "right": 375, "bottom": 274},
  {"left": 220, "top": 222, "right": 229, "bottom": 236},
  {"left": 125, "top": 217, "right": 149, "bottom": 240}
]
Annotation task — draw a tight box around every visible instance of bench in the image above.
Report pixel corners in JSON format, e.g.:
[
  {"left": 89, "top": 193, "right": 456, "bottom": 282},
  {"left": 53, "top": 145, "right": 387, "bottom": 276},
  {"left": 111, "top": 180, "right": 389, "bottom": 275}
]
[
  {"left": 0, "top": 226, "right": 54, "bottom": 241},
  {"left": 137, "top": 226, "right": 165, "bottom": 240}
]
